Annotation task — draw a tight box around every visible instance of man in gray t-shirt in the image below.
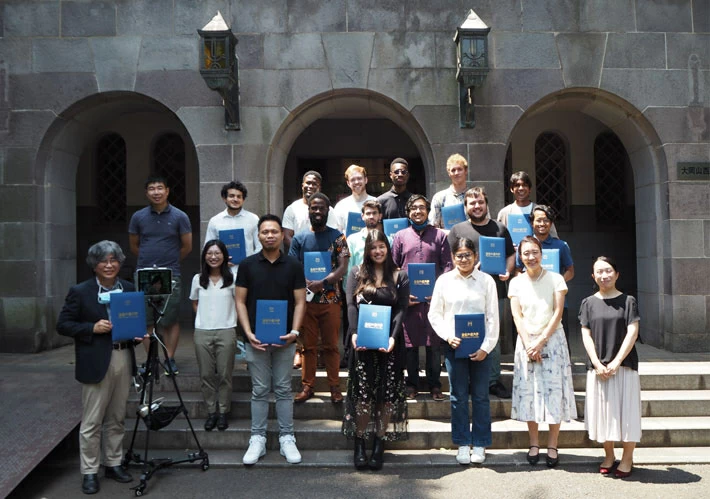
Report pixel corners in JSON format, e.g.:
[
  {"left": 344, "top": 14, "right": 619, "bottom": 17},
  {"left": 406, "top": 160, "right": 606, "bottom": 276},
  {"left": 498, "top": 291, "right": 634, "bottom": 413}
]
[{"left": 129, "top": 176, "right": 192, "bottom": 374}]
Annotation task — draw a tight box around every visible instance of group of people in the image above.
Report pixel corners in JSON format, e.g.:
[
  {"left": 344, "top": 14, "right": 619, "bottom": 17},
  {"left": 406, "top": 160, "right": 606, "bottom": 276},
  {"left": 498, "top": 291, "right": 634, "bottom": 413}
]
[{"left": 56, "top": 158, "right": 642, "bottom": 494}]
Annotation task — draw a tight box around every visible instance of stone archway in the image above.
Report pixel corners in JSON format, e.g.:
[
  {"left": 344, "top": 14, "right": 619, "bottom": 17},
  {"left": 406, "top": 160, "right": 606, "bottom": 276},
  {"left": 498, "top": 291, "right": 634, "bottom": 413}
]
[
  {"left": 507, "top": 88, "right": 668, "bottom": 348},
  {"left": 265, "top": 89, "right": 436, "bottom": 215},
  {"left": 32, "top": 92, "right": 199, "bottom": 350}
]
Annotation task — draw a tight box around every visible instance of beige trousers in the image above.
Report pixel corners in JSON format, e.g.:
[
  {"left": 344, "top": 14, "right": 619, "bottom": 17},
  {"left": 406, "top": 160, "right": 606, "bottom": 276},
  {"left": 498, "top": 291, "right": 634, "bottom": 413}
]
[
  {"left": 194, "top": 328, "right": 236, "bottom": 414},
  {"left": 80, "top": 348, "right": 131, "bottom": 474}
]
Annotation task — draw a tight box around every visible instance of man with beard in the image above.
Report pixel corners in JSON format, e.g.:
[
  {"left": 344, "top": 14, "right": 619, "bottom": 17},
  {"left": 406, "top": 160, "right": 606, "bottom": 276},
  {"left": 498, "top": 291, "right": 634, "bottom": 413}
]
[
  {"left": 497, "top": 171, "right": 557, "bottom": 241},
  {"left": 391, "top": 194, "right": 453, "bottom": 401},
  {"left": 236, "top": 214, "right": 307, "bottom": 465},
  {"left": 288, "top": 193, "right": 350, "bottom": 403},
  {"left": 377, "top": 158, "right": 413, "bottom": 219},
  {"left": 429, "top": 153, "right": 469, "bottom": 229},
  {"left": 283, "top": 171, "right": 338, "bottom": 250},
  {"left": 448, "top": 187, "right": 515, "bottom": 399}
]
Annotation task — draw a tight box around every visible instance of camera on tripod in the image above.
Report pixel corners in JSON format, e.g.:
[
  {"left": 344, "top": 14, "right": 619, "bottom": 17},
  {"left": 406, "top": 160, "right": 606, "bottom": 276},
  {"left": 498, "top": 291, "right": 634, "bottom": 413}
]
[{"left": 135, "top": 267, "right": 173, "bottom": 299}]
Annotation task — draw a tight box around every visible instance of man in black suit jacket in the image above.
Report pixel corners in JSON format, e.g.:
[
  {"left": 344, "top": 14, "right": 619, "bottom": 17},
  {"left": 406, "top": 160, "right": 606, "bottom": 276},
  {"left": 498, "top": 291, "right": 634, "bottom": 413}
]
[{"left": 57, "top": 240, "right": 138, "bottom": 495}]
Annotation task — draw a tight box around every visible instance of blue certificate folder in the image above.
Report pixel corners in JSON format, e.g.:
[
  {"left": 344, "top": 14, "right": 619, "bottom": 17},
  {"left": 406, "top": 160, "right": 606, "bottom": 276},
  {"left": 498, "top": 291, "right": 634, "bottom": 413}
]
[
  {"left": 356, "top": 304, "right": 391, "bottom": 350},
  {"left": 255, "top": 300, "right": 287, "bottom": 345},
  {"left": 383, "top": 218, "right": 409, "bottom": 237},
  {"left": 454, "top": 313, "right": 486, "bottom": 359},
  {"left": 346, "top": 212, "right": 365, "bottom": 237},
  {"left": 304, "top": 251, "right": 331, "bottom": 281},
  {"left": 219, "top": 229, "right": 246, "bottom": 264},
  {"left": 507, "top": 213, "right": 532, "bottom": 246},
  {"left": 408, "top": 263, "right": 436, "bottom": 302},
  {"left": 542, "top": 248, "right": 560, "bottom": 274},
  {"left": 109, "top": 292, "right": 146, "bottom": 342},
  {"left": 479, "top": 236, "right": 507, "bottom": 276},
  {"left": 441, "top": 203, "right": 466, "bottom": 230}
]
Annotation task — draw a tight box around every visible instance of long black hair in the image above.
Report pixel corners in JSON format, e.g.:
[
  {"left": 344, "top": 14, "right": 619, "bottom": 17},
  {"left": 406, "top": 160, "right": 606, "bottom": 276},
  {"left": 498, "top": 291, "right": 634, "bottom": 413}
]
[
  {"left": 354, "top": 229, "right": 397, "bottom": 297},
  {"left": 199, "top": 239, "right": 233, "bottom": 289}
]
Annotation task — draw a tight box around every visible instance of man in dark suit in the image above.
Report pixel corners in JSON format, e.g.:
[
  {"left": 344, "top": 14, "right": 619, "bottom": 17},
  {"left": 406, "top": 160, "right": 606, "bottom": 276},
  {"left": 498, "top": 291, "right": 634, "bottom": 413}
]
[{"left": 57, "top": 240, "right": 139, "bottom": 495}]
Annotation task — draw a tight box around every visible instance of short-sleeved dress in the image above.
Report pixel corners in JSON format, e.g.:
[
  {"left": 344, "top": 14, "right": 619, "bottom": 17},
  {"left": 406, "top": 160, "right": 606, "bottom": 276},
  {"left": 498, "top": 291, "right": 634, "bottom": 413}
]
[
  {"left": 508, "top": 271, "right": 577, "bottom": 423},
  {"left": 579, "top": 294, "right": 641, "bottom": 443},
  {"left": 342, "top": 266, "right": 410, "bottom": 441}
]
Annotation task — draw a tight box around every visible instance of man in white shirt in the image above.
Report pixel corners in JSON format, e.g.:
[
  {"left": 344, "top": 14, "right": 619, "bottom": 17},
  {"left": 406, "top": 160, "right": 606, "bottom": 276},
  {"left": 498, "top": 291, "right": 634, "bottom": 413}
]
[
  {"left": 204, "top": 181, "right": 261, "bottom": 272},
  {"left": 333, "top": 164, "right": 376, "bottom": 234},
  {"left": 429, "top": 153, "right": 469, "bottom": 229},
  {"left": 282, "top": 170, "right": 338, "bottom": 250}
]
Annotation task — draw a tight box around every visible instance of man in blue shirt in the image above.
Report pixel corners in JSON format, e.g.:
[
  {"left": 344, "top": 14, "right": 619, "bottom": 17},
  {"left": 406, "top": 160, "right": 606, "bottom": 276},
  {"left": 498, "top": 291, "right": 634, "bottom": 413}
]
[{"left": 129, "top": 176, "right": 192, "bottom": 374}]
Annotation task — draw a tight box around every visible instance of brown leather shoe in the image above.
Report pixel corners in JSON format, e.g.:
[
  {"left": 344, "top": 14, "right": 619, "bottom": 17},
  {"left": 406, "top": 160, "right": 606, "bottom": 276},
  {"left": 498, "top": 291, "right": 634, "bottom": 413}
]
[
  {"left": 293, "top": 350, "right": 302, "bottom": 369},
  {"left": 294, "top": 385, "right": 314, "bottom": 403},
  {"left": 330, "top": 386, "right": 344, "bottom": 403}
]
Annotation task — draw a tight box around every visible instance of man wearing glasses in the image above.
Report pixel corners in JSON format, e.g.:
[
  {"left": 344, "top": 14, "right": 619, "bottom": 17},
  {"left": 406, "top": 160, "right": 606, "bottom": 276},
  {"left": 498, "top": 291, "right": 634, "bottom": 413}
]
[
  {"left": 377, "top": 158, "right": 413, "bottom": 219},
  {"left": 448, "top": 187, "right": 515, "bottom": 399}
]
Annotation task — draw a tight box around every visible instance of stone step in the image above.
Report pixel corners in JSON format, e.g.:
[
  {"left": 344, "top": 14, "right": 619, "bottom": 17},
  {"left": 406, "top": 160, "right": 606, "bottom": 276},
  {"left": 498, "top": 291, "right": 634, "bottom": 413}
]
[
  {"left": 146, "top": 366, "right": 710, "bottom": 393},
  {"left": 136, "top": 447, "right": 710, "bottom": 468},
  {"left": 127, "top": 390, "right": 710, "bottom": 421},
  {"left": 124, "top": 416, "right": 710, "bottom": 451}
]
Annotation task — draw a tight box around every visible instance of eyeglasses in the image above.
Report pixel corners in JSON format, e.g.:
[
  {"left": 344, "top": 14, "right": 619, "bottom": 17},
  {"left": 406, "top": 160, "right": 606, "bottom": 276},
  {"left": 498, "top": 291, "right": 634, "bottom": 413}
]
[
  {"left": 409, "top": 205, "right": 427, "bottom": 212},
  {"left": 392, "top": 169, "right": 408, "bottom": 175},
  {"left": 98, "top": 258, "right": 119, "bottom": 265},
  {"left": 205, "top": 251, "right": 223, "bottom": 257},
  {"left": 454, "top": 252, "right": 474, "bottom": 261}
]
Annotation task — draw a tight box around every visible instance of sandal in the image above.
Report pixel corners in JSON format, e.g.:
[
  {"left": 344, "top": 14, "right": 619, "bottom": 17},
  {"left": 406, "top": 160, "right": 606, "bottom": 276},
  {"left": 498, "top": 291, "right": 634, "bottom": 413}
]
[{"left": 527, "top": 446, "right": 540, "bottom": 465}]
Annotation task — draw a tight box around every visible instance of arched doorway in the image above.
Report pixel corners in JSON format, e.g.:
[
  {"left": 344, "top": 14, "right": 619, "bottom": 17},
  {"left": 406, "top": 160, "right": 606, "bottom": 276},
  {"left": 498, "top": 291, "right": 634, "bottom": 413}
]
[
  {"left": 505, "top": 89, "right": 667, "bottom": 349},
  {"left": 265, "top": 89, "right": 436, "bottom": 215},
  {"left": 36, "top": 92, "right": 200, "bottom": 347}
]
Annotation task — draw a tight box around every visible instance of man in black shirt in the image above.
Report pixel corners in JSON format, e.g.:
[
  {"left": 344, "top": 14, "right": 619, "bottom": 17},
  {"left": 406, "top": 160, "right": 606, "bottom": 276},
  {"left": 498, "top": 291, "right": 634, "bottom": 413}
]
[
  {"left": 377, "top": 157, "right": 413, "bottom": 219},
  {"left": 448, "top": 187, "right": 515, "bottom": 399}
]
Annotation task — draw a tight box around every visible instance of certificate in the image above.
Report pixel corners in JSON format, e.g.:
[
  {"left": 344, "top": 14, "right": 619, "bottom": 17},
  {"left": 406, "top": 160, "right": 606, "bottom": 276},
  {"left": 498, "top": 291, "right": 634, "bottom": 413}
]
[
  {"left": 408, "top": 263, "right": 435, "bottom": 302},
  {"left": 383, "top": 218, "right": 409, "bottom": 237},
  {"left": 356, "top": 304, "right": 391, "bottom": 350},
  {"left": 110, "top": 292, "right": 146, "bottom": 342},
  {"left": 542, "top": 248, "right": 560, "bottom": 274},
  {"left": 507, "top": 214, "right": 532, "bottom": 247},
  {"left": 304, "top": 251, "right": 331, "bottom": 281},
  {"left": 441, "top": 203, "right": 466, "bottom": 229},
  {"left": 479, "top": 236, "right": 506, "bottom": 276},
  {"left": 255, "top": 300, "right": 287, "bottom": 345},
  {"left": 454, "top": 313, "right": 486, "bottom": 359},
  {"left": 219, "top": 229, "right": 247, "bottom": 264},
  {"left": 346, "top": 212, "right": 365, "bottom": 237}
]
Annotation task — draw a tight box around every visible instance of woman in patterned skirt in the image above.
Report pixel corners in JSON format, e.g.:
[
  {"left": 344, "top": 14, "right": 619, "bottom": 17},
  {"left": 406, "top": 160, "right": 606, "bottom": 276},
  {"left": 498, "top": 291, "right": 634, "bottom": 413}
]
[
  {"left": 342, "top": 229, "right": 410, "bottom": 470},
  {"left": 579, "top": 256, "right": 640, "bottom": 479},
  {"left": 509, "top": 236, "right": 576, "bottom": 468}
]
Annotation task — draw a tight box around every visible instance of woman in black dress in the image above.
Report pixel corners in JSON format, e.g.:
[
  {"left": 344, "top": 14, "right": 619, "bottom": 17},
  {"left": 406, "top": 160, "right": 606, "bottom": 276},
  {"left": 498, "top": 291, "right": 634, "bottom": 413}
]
[
  {"left": 579, "top": 256, "right": 641, "bottom": 479},
  {"left": 343, "top": 229, "right": 410, "bottom": 470}
]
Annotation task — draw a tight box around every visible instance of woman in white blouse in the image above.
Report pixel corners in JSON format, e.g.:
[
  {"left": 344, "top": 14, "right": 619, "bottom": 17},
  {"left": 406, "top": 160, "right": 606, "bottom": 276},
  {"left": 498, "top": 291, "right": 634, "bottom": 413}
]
[
  {"left": 428, "top": 237, "right": 499, "bottom": 465},
  {"left": 190, "top": 239, "right": 238, "bottom": 432}
]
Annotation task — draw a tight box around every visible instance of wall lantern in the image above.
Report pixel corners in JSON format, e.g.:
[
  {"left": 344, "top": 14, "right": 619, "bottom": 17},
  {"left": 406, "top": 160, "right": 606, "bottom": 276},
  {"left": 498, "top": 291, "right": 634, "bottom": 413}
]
[
  {"left": 453, "top": 9, "right": 490, "bottom": 128},
  {"left": 198, "top": 12, "right": 240, "bottom": 131}
]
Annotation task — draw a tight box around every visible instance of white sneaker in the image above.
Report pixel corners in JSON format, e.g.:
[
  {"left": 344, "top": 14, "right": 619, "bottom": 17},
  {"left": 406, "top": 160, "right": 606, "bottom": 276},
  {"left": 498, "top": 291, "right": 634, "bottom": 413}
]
[
  {"left": 456, "top": 445, "right": 471, "bottom": 465},
  {"left": 471, "top": 446, "right": 486, "bottom": 464},
  {"left": 279, "top": 434, "right": 302, "bottom": 464},
  {"left": 242, "top": 435, "right": 267, "bottom": 465}
]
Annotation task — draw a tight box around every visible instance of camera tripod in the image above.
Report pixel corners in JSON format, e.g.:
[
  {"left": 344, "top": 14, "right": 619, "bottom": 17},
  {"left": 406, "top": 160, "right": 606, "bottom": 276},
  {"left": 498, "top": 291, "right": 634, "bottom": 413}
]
[{"left": 123, "top": 297, "right": 208, "bottom": 496}]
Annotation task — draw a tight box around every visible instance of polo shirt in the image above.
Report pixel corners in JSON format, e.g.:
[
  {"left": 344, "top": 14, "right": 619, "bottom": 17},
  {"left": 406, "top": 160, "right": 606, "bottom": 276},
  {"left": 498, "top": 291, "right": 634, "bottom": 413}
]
[
  {"left": 376, "top": 188, "right": 412, "bottom": 219},
  {"left": 128, "top": 204, "right": 191, "bottom": 276},
  {"left": 236, "top": 251, "right": 306, "bottom": 333}
]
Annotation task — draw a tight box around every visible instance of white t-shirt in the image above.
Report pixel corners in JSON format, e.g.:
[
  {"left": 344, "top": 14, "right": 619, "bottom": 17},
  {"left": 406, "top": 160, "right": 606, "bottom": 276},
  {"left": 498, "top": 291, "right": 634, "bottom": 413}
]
[
  {"left": 333, "top": 194, "right": 376, "bottom": 233},
  {"left": 282, "top": 198, "right": 338, "bottom": 235},
  {"left": 189, "top": 274, "right": 237, "bottom": 330}
]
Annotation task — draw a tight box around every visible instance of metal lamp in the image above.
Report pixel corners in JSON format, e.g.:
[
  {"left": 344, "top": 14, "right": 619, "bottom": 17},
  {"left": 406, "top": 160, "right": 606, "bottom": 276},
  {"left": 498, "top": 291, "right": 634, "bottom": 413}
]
[{"left": 454, "top": 9, "right": 490, "bottom": 128}]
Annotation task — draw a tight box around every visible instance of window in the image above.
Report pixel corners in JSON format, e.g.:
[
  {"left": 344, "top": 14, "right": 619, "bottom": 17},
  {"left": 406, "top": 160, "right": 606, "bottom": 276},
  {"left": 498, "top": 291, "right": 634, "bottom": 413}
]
[
  {"left": 96, "top": 133, "right": 127, "bottom": 223},
  {"left": 153, "top": 133, "right": 186, "bottom": 209},
  {"left": 594, "top": 132, "right": 628, "bottom": 225},
  {"left": 535, "top": 132, "right": 569, "bottom": 226}
]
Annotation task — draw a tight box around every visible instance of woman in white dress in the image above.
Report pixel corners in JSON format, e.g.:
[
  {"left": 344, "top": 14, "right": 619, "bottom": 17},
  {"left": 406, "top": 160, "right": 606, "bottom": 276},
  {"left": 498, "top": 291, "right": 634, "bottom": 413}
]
[
  {"left": 509, "top": 236, "right": 576, "bottom": 467},
  {"left": 579, "top": 256, "right": 640, "bottom": 478}
]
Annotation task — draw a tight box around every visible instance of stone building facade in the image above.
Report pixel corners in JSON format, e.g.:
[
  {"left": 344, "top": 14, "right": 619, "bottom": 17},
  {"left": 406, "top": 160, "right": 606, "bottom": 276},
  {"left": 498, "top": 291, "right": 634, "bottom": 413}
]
[{"left": 0, "top": 0, "right": 708, "bottom": 353}]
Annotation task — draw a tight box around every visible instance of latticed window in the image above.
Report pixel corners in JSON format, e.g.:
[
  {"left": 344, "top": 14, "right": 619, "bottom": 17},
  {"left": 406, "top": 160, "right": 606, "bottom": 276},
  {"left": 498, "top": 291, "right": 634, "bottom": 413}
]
[
  {"left": 153, "top": 133, "right": 186, "bottom": 209},
  {"left": 97, "top": 133, "right": 127, "bottom": 223},
  {"left": 594, "top": 132, "right": 628, "bottom": 225},
  {"left": 535, "top": 132, "right": 569, "bottom": 226},
  {"left": 503, "top": 144, "right": 513, "bottom": 205}
]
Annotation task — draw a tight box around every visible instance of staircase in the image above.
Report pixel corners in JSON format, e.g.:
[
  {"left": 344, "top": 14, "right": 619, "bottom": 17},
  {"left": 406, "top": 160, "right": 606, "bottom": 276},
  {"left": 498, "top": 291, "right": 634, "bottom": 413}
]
[{"left": 124, "top": 354, "right": 710, "bottom": 465}]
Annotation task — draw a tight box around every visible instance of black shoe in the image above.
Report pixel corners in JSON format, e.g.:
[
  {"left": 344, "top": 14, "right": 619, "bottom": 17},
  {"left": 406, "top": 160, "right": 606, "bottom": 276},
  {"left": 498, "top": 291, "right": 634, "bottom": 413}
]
[
  {"left": 204, "top": 413, "right": 218, "bottom": 431},
  {"left": 104, "top": 465, "right": 132, "bottom": 483},
  {"left": 82, "top": 473, "right": 99, "bottom": 494},
  {"left": 354, "top": 437, "right": 369, "bottom": 470},
  {"left": 546, "top": 448, "right": 559, "bottom": 468},
  {"left": 489, "top": 381, "right": 511, "bottom": 399},
  {"left": 369, "top": 437, "right": 384, "bottom": 470},
  {"left": 527, "top": 446, "right": 540, "bottom": 465},
  {"left": 217, "top": 413, "right": 229, "bottom": 431}
]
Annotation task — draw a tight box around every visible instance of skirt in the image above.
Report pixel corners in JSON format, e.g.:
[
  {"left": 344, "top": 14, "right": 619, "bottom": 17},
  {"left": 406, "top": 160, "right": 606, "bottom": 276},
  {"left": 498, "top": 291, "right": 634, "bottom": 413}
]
[{"left": 585, "top": 366, "right": 642, "bottom": 443}]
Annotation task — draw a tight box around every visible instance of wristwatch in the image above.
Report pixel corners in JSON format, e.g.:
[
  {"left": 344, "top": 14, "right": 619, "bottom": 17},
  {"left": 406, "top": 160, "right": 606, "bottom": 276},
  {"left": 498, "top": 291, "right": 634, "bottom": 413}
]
[{"left": 290, "top": 329, "right": 300, "bottom": 338}]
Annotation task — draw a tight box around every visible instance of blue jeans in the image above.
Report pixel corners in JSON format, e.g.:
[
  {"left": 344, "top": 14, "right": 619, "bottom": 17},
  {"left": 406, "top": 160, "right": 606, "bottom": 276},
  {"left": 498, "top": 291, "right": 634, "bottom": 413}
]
[
  {"left": 246, "top": 342, "right": 296, "bottom": 437},
  {"left": 445, "top": 347, "right": 492, "bottom": 447}
]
